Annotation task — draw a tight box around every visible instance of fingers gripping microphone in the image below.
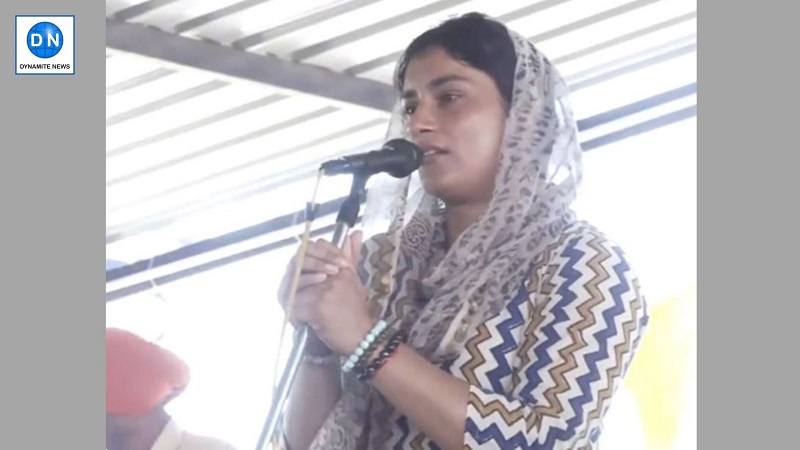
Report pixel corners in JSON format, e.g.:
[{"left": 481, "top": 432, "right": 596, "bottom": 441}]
[
  {"left": 258, "top": 140, "right": 422, "bottom": 450},
  {"left": 320, "top": 138, "right": 424, "bottom": 178}
]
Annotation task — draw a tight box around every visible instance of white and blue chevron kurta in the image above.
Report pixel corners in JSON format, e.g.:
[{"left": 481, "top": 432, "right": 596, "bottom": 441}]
[{"left": 371, "top": 222, "right": 649, "bottom": 449}]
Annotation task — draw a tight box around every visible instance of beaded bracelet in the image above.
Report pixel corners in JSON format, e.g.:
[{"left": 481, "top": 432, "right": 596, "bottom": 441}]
[
  {"left": 351, "top": 326, "right": 393, "bottom": 375},
  {"left": 342, "top": 319, "right": 389, "bottom": 372},
  {"left": 355, "top": 330, "right": 406, "bottom": 382}
]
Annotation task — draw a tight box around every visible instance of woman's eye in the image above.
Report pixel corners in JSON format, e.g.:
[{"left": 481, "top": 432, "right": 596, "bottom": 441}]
[
  {"left": 439, "top": 93, "right": 461, "bottom": 105},
  {"left": 404, "top": 104, "right": 417, "bottom": 115}
]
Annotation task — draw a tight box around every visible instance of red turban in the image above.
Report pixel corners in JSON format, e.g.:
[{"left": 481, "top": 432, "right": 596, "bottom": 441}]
[{"left": 106, "top": 328, "right": 190, "bottom": 416}]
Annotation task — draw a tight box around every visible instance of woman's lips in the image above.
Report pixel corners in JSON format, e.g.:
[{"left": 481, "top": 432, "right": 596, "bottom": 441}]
[{"left": 421, "top": 146, "right": 447, "bottom": 161}]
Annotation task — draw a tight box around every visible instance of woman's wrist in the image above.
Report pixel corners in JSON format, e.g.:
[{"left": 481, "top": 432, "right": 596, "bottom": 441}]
[
  {"left": 301, "top": 352, "right": 339, "bottom": 366},
  {"left": 341, "top": 319, "right": 389, "bottom": 372},
  {"left": 342, "top": 316, "right": 380, "bottom": 356},
  {"left": 301, "top": 332, "right": 340, "bottom": 366},
  {"left": 304, "top": 331, "right": 333, "bottom": 357},
  {"left": 338, "top": 319, "right": 407, "bottom": 382},
  {"left": 353, "top": 329, "right": 406, "bottom": 382}
]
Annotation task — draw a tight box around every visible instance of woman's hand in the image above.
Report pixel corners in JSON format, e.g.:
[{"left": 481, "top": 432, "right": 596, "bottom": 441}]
[
  {"left": 295, "top": 231, "right": 375, "bottom": 356},
  {"left": 277, "top": 235, "right": 350, "bottom": 355},
  {"left": 278, "top": 231, "right": 374, "bottom": 356}
]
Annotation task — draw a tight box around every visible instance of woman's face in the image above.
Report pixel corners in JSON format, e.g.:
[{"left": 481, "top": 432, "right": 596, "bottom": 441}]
[{"left": 402, "top": 46, "right": 508, "bottom": 205}]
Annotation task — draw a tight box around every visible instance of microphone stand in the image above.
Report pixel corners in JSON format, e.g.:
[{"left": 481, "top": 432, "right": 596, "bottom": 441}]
[{"left": 256, "top": 171, "right": 369, "bottom": 450}]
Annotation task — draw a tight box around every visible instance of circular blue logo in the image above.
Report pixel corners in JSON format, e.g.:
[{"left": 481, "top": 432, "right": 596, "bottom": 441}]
[{"left": 26, "top": 22, "right": 63, "bottom": 59}]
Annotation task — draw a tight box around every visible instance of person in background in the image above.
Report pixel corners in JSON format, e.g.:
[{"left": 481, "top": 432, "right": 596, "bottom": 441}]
[{"left": 106, "top": 327, "right": 236, "bottom": 450}]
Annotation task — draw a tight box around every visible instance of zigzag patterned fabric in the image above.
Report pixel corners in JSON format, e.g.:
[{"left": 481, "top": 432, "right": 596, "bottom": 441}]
[{"left": 372, "top": 222, "right": 649, "bottom": 449}]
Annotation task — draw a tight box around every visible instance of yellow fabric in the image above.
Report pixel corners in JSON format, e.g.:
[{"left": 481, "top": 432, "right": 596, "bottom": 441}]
[{"left": 623, "top": 283, "right": 697, "bottom": 450}]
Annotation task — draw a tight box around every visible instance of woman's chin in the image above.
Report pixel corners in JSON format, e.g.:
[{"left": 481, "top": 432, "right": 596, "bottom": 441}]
[
  {"left": 421, "top": 182, "right": 465, "bottom": 205},
  {"left": 420, "top": 177, "right": 450, "bottom": 199}
]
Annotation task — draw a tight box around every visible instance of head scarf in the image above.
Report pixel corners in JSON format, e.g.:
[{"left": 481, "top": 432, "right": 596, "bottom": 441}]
[
  {"left": 106, "top": 328, "right": 190, "bottom": 416},
  {"left": 309, "top": 20, "right": 583, "bottom": 449}
]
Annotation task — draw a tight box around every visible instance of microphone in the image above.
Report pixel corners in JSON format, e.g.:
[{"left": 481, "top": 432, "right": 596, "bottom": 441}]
[{"left": 320, "top": 138, "right": 424, "bottom": 179}]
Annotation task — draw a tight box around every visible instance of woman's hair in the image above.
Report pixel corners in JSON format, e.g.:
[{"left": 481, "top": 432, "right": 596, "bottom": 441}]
[{"left": 394, "top": 12, "right": 517, "bottom": 109}]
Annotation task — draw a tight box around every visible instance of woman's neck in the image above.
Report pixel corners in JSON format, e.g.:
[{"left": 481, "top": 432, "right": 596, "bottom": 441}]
[{"left": 444, "top": 202, "right": 489, "bottom": 248}]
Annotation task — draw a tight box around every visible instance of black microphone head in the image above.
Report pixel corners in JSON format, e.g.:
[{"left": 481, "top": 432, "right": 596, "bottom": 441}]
[{"left": 383, "top": 138, "right": 424, "bottom": 178}]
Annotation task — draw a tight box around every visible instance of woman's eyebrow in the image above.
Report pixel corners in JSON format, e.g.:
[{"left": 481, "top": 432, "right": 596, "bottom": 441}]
[
  {"left": 402, "top": 74, "right": 470, "bottom": 100},
  {"left": 428, "top": 74, "right": 470, "bottom": 88}
]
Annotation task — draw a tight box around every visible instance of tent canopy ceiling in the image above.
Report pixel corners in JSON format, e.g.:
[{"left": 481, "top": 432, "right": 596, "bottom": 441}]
[{"left": 105, "top": 0, "right": 697, "bottom": 284}]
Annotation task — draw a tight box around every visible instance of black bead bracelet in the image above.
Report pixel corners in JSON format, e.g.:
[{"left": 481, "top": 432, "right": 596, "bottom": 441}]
[
  {"left": 351, "top": 324, "right": 393, "bottom": 374},
  {"left": 355, "top": 330, "right": 406, "bottom": 382}
]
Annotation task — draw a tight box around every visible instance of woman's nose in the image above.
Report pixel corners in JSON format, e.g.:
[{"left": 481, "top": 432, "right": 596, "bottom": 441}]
[{"left": 408, "top": 102, "right": 437, "bottom": 138}]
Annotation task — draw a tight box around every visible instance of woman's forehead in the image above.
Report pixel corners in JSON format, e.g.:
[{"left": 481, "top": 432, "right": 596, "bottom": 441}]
[{"left": 403, "top": 49, "right": 486, "bottom": 92}]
